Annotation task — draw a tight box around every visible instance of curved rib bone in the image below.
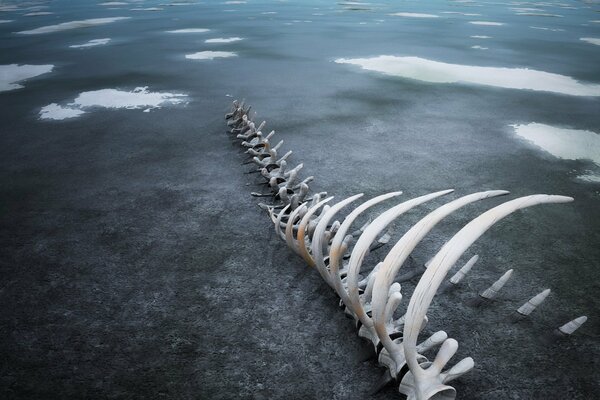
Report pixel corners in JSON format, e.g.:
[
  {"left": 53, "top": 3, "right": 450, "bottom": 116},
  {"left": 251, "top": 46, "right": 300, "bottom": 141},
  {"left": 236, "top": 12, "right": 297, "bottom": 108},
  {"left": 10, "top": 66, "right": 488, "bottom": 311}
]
[
  {"left": 293, "top": 196, "right": 334, "bottom": 261},
  {"left": 402, "top": 194, "right": 573, "bottom": 400},
  {"left": 371, "top": 191, "right": 508, "bottom": 376},
  {"left": 328, "top": 191, "right": 404, "bottom": 303},
  {"left": 345, "top": 189, "right": 455, "bottom": 332},
  {"left": 311, "top": 194, "right": 364, "bottom": 286}
]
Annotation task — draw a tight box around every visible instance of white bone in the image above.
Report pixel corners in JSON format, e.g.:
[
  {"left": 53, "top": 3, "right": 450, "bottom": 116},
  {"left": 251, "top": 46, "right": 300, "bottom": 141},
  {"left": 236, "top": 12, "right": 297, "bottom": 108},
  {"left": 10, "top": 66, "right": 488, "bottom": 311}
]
[
  {"left": 295, "top": 196, "right": 334, "bottom": 267},
  {"left": 311, "top": 194, "right": 364, "bottom": 286},
  {"left": 449, "top": 255, "right": 479, "bottom": 285},
  {"left": 558, "top": 316, "right": 587, "bottom": 335},
  {"left": 402, "top": 194, "right": 573, "bottom": 400},
  {"left": 480, "top": 269, "right": 513, "bottom": 300},
  {"left": 517, "top": 288, "right": 551, "bottom": 316}
]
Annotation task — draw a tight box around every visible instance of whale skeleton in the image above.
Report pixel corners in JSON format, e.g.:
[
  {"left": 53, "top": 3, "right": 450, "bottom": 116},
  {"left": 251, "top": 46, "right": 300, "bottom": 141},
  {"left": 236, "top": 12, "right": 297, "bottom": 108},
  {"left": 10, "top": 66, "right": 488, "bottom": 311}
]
[{"left": 225, "top": 100, "right": 587, "bottom": 399}]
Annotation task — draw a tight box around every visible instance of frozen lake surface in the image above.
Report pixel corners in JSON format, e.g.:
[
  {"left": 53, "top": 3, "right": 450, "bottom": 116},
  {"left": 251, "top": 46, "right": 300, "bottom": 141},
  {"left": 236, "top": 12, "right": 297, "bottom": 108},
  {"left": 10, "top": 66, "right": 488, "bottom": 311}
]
[{"left": 0, "top": 0, "right": 599, "bottom": 399}]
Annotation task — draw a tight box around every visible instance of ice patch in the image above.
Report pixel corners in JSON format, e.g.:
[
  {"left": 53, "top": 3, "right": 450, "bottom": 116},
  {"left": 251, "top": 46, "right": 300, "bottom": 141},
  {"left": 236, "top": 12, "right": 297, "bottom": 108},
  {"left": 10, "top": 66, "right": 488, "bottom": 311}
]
[
  {"left": 471, "top": 45, "right": 488, "bottom": 50},
  {"left": 224, "top": 1, "right": 245, "bottom": 3},
  {"left": 24, "top": 12, "right": 54, "bottom": 16},
  {"left": 131, "top": 7, "right": 163, "bottom": 11},
  {"left": 185, "top": 51, "right": 237, "bottom": 60},
  {"left": 512, "top": 123, "right": 600, "bottom": 166},
  {"left": 469, "top": 21, "right": 504, "bottom": 25},
  {"left": 577, "top": 174, "right": 600, "bottom": 183},
  {"left": 530, "top": 26, "right": 564, "bottom": 31},
  {"left": 99, "top": 2, "right": 128, "bottom": 5},
  {"left": 516, "top": 12, "right": 563, "bottom": 17},
  {"left": 390, "top": 12, "right": 439, "bottom": 18},
  {"left": 39, "top": 87, "right": 188, "bottom": 120},
  {"left": 166, "top": 28, "right": 209, "bottom": 33},
  {"left": 334, "top": 56, "right": 600, "bottom": 96},
  {"left": 17, "top": 17, "right": 130, "bottom": 35},
  {"left": 205, "top": 37, "right": 243, "bottom": 43},
  {"left": 581, "top": 37, "right": 600, "bottom": 46},
  {"left": 39, "top": 104, "right": 86, "bottom": 120},
  {"left": 69, "top": 38, "right": 111, "bottom": 48},
  {"left": 441, "top": 11, "right": 481, "bottom": 16},
  {"left": 0, "top": 64, "right": 53, "bottom": 92},
  {"left": 0, "top": 20, "right": 13, "bottom": 24},
  {"left": 471, "top": 35, "right": 491, "bottom": 38}
]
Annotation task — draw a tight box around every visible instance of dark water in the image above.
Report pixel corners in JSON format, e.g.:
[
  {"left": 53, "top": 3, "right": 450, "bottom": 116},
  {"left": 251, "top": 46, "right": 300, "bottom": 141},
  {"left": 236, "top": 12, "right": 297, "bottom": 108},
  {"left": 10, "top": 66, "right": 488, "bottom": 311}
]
[{"left": 1, "top": 0, "right": 599, "bottom": 399}]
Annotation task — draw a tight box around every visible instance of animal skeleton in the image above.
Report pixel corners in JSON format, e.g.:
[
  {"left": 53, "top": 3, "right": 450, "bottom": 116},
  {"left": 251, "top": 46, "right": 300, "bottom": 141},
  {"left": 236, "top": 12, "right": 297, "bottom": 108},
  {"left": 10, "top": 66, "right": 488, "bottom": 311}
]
[{"left": 225, "top": 100, "right": 588, "bottom": 399}]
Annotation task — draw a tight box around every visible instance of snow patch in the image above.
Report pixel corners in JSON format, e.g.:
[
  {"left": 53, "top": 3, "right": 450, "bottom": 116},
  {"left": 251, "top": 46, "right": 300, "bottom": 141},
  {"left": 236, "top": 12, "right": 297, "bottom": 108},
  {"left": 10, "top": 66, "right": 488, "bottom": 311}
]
[
  {"left": 334, "top": 55, "right": 600, "bottom": 96},
  {"left": 185, "top": 51, "right": 237, "bottom": 60},
  {"left": 17, "top": 17, "right": 130, "bottom": 34},
  {"left": 69, "top": 38, "right": 111, "bottom": 48},
  {"left": 0, "top": 64, "right": 54, "bottom": 92},
  {"left": 39, "top": 86, "right": 188, "bottom": 120}
]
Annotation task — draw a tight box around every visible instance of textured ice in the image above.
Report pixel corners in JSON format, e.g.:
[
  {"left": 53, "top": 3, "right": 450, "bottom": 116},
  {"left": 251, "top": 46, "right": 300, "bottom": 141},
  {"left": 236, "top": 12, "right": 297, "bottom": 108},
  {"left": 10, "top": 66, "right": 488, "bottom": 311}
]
[
  {"left": 390, "top": 13, "right": 439, "bottom": 18},
  {"left": 580, "top": 38, "right": 600, "bottom": 46},
  {"left": 166, "top": 28, "right": 209, "bottom": 33},
  {"left": 469, "top": 21, "right": 504, "bottom": 26},
  {"left": 512, "top": 123, "right": 600, "bottom": 165},
  {"left": 39, "top": 104, "right": 87, "bottom": 120},
  {"left": 185, "top": 51, "right": 237, "bottom": 60},
  {"left": 205, "top": 37, "right": 243, "bottom": 43},
  {"left": 69, "top": 38, "right": 111, "bottom": 48},
  {"left": 17, "top": 17, "right": 130, "bottom": 35},
  {"left": 334, "top": 56, "right": 600, "bottom": 96},
  {"left": 24, "top": 12, "right": 54, "bottom": 16},
  {"left": 0, "top": 64, "right": 53, "bottom": 92},
  {"left": 39, "top": 87, "right": 188, "bottom": 120}
]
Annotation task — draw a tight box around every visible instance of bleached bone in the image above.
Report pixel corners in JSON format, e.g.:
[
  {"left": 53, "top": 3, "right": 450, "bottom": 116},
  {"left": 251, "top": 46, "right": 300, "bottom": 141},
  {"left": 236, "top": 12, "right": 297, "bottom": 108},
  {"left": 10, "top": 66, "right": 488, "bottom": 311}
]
[
  {"left": 370, "top": 191, "right": 508, "bottom": 377},
  {"left": 328, "top": 191, "right": 404, "bottom": 302},
  {"left": 295, "top": 196, "right": 334, "bottom": 266},
  {"left": 285, "top": 203, "right": 308, "bottom": 253},
  {"left": 274, "top": 204, "right": 291, "bottom": 240},
  {"left": 289, "top": 183, "right": 310, "bottom": 210},
  {"left": 517, "top": 288, "right": 551, "bottom": 316},
  {"left": 449, "top": 255, "right": 479, "bottom": 285},
  {"left": 402, "top": 194, "right": 573, "bottom": 400},
  {"left": 344, "top": 190, "right": 455, "bottom": 342},
  {"left": 558, "top": 316, "right": 587, "bottom": 335},
  {"left": 311, "top": 194, "right": 365, "bottom": 286},
  {"left": 480, "top": 269, "right": 513, "bottom": 300}
]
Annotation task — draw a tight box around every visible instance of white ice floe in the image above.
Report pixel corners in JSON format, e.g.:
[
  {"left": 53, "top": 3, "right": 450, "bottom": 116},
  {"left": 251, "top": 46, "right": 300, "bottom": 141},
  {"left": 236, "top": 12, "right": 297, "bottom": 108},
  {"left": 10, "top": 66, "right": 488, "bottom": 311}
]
[
  {"left": 166, "top": 28, "right": 209, "bottom": 33},
  {"left": 24, "top": 12, "right": 54, "bottom": 16},
  {"left": 334, "top": 56, "right": 600, "bottom": 96},
  {"left": 39, "top": 104, "right": 87, "bottom": 120},
  {"left": 441, "top": 11, "right": 481, "bottom": 16},
  {"left": 131, "top": 7, "right": 163, "bottom": 11},
  {"left": 516, "top": 12, "right": 563, "bottom": 17},
  {"left": 512, "top": 123, "right": 600, "bottom": 166},
  {"left": 0, "top": 20, "right": 13, "bottom": 24},
  {"left": 224, "top": 1, "right": 246, "bottom": 3},
  {"left": 185, "top": 51, "right": 237, "bottom": 60},
  {"left": 69, "top": 38, "right": 111, "bottom": 48},
  {"left": 576, "top": 174, "right": 600, "bottom": 183},
  {"left": 390, "top": 12, "right": 439, "bottom": 18},
  {"left": 469, "top": 21, "right": 504, "bottom": 25},
  {"left": 580, "top": 37, "right": 600, "bottom": 46},
  {"left": 99, "top": 2, "right": 129, "bottom": 5},
  {"left": 39, "top": 86, "right": 188, "bottom": 120},
  {"left": 530, "top": 25, "right": 564, "bottom": 31},
  {"left": 17, "top": 17, "right": 130, "bottom": 34},
  {"left": 0, "top": 64, "right": 53, "bottom": 92},
  {"left": 471, "top": 35, "right": 491, "bottom": 38},
  {"left": 205, "top": 37, "right": 243, "bottom": 43},
  {"left": 591, "top": 20, "right": 600, "bottom": 24},
  {"left": 471, "top": 45, "right": 488, "bottom": 49}
]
